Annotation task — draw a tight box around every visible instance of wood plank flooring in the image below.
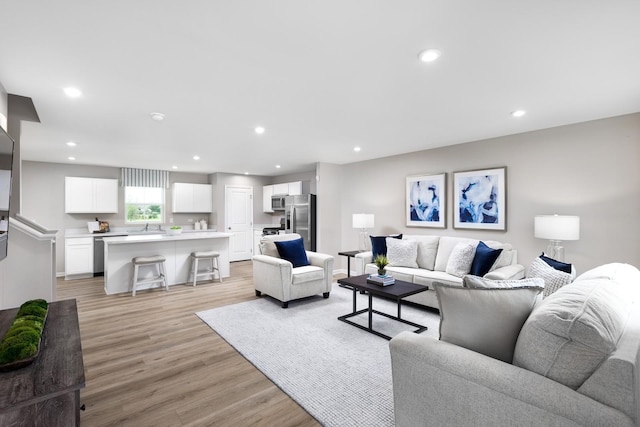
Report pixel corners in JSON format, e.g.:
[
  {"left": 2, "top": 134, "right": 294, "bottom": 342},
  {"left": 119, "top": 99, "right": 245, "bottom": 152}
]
[{"left": 56, "top": 261, "right": 321, "bottom": 427}]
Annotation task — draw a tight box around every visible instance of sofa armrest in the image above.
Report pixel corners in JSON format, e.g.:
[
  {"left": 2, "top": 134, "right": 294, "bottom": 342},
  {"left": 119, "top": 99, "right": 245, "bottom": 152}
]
[
  {"left": 354, "top": 251, "right": 373, "bottom": 275},
  {"left": 389, "top": 332, "right": 634, "bottom": 427},
  {"left": 484, "top": 263, "right": 525, "bottom": 280}
]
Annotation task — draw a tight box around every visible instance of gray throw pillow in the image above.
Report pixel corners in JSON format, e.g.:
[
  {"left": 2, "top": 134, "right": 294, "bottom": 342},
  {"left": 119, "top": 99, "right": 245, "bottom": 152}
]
[
  {"left": 434, "top": 283, "right": 543, "bottom": 363},
  {"left": 527, "top": 256, "right": 573, "bottom": 297}
]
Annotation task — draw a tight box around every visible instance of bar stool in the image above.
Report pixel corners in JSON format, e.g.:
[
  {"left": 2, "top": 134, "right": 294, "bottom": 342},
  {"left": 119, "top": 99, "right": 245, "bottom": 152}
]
[
  {"left": 131, "top": 255, "right": 168, "bottom": 296},
  {"left": 188, "top": 250, "right": 221, "bottom": 286}
]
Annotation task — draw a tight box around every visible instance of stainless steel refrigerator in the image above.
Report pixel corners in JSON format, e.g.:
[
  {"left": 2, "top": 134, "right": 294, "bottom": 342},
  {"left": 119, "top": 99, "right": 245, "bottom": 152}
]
[{"left": 284, "top": 194, "right": 316, "bottom": 251}]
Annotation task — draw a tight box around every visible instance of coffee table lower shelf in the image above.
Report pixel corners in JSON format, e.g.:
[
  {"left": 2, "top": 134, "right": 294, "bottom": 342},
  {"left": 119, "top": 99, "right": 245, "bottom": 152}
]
[{"left": 337, "top": 275, "right": 429, "bottom": 340}]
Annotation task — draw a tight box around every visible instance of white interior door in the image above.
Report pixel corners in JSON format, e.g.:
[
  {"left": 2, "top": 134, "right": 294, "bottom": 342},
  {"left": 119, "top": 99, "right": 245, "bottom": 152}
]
[{"left": 225, "top": 186, "right": 253, "bottom": 261}]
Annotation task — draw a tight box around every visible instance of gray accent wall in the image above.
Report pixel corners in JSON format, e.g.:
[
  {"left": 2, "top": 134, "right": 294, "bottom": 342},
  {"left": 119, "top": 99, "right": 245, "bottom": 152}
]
[{"left": 334, "top": 113, "right": 640, "bottom": 274}]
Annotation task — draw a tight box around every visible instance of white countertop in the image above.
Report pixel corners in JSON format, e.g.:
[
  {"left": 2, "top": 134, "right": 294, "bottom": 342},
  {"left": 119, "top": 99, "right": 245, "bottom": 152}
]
[
  {"left": 65, "top": 227, "right": 218, "bottom": 238},
  {"left": 103, "top": 231, "right": 232, "bottom": 245}
]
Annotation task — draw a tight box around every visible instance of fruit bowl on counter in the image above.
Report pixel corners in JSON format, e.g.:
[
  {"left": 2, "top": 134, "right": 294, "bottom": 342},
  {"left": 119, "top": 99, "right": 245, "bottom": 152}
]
[{"left": 166, "top": 226, "right": 182, "bottom": 235}]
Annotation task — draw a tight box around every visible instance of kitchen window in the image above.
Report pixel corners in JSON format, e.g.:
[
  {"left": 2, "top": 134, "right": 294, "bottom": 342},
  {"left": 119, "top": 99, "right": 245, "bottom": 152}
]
[{"left": 124, "top": 186, "right": 164, "bottom": 224}]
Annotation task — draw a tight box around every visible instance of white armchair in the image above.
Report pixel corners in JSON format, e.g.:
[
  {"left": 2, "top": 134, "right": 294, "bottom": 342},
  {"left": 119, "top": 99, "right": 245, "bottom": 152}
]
[{"left": 252, "top": 233, "right": 334, "bottom": 308}]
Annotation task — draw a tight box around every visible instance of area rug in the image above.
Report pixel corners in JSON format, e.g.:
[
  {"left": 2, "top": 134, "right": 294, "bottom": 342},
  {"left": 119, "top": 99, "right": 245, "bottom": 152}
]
[{"left": 196, "top": 283, "right": 440, "bottom": 427}]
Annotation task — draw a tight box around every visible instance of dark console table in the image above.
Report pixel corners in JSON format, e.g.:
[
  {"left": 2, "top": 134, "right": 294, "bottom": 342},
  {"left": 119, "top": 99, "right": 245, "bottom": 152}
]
[{"left": 0, "top": 299, "right": 85, "bottom": 426}]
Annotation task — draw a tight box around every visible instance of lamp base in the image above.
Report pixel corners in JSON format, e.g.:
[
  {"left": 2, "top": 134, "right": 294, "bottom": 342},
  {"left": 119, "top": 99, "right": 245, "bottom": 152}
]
[
  {"left": 359, "top": 230, "right": 370, "bottom": 252},
  {"left": 546, "top": 240, "right": 564, "bottom": 261}
]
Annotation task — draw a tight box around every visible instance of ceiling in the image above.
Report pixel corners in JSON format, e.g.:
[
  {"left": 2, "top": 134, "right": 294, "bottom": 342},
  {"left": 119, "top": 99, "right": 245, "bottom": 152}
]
[{"left": 1, "top": 1, "right": 639, "bottom": 176}]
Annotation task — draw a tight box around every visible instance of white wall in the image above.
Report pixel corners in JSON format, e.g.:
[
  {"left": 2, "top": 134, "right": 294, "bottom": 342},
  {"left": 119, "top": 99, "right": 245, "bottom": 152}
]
[{"left": 335, "top": 113, "right": 640, "bottom": 274}]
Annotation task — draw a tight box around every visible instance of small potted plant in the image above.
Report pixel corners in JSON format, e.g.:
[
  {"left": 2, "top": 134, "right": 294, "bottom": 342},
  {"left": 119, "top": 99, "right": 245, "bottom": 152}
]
[
  {"left": 167, "top": 226, "right": 182, "bottom": 235},
  {"left": 374, "top": 254, "right": 389, "bottom": 276}
]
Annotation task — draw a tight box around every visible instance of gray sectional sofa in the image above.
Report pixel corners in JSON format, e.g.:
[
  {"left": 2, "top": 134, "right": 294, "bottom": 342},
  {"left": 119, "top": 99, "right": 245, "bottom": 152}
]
[
  {"left": 389, "top": 263, "right": 640, "bottom": 426},
  {"left": 354, "top": 234, "right": 525, "bottom": 309}
]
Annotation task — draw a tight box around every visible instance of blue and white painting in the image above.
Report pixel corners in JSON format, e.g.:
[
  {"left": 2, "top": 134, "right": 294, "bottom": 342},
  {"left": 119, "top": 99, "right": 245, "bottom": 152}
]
[
  {"left": 453, "top": 167, "right": 506, "bottom": 230},
  {"left": 406, "top": 173, "right": 446, "bottom": 228}
]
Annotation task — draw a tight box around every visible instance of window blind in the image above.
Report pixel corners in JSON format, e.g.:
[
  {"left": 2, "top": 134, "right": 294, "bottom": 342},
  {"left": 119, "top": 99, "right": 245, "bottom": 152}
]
[{"left": 121, "top": 168, "right": 170, "bottom": 188}]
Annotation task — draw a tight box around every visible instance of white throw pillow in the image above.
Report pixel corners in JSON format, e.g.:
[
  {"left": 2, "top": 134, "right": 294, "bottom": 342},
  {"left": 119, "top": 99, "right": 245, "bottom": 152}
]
[
  {"left": 386, "top": 238, "right": 419, "bottom": 268},
  {"left": 463, "top": 275, "right": 544, "bottom": 289},
  {"left": 527, "top": 257, "right": 573, "bottom": 297},
  {"left": 445, "top": 242, "right": 477, "bottom": 277}
]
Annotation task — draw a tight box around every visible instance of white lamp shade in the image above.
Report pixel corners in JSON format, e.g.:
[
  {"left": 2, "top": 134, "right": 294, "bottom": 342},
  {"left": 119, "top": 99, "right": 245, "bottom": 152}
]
[
  {"left": 534, "top": 215, "right": 580, "bottom": 241},
  {"left": 352, "top": 213, "right": 374, "bottom": 229}
]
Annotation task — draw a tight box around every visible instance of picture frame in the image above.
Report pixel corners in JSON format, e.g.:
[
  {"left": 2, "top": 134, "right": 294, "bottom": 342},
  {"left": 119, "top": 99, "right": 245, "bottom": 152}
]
[
  {"left": 406, "top": 173, "right": 446, "bottom": 228},
  {"left": 453, "top": 167, "right": 506, "bottom": 231}
]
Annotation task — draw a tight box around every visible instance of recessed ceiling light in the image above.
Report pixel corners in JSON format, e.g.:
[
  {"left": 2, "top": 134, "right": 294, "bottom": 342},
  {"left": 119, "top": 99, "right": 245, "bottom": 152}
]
[
  {"left": 68, "top": 156, "right": 76, "bottom": 161},
  {"left": 193, "top": 155, "right": 200, "bottom": 160},
  {"left": 275, "top": 165, "right": 281, "bottom": 169},
  {"left": 511, "top": 110, "right": 526, "bottom": 117},
  {"left": 244, "top": 172, "right": 249, "bottom": 175},
  {"left": 63, "top": 87, "right": 82, "bottom": 98},
  {"left": 171, "top": 165, "right": 178, "bottom": 169},
  {"left": 150, "top": 112, "right": 165, "bottom": 121},
  {"left": 353, "top": 146, "right": 361, "bottom": 152},
  {"left": 254, "top": 126, "right": 265, "bottom": 135},
  {"left": 66, "top": 141, "right": 76, "bottom": 147},
  {"left": 418, "top": 49, "right": 441, "bottom": 63}
]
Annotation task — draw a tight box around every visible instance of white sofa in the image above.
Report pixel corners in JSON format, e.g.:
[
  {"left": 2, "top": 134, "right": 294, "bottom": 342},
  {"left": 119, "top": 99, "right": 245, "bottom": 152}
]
[{"left": 354, "top": 235, "right": 525, "bottom": 309}]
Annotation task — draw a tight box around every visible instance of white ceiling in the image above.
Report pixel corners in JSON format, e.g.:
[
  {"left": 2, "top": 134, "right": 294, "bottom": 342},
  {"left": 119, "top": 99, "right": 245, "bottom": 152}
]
[{"left": 1, "top": 1, "right": 639, "bottom": 176}]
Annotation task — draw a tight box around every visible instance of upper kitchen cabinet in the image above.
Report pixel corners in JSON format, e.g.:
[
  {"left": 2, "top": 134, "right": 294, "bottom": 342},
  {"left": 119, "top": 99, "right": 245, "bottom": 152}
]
[
  {"left": 263, "top": 185, "right": 274, "bottom": 213},
  {"left": 272, "top": 183, "right": 289, "bottom": 195},
  {"left": 65, "top": 177, "right": 119, "bottom": 213},
  {"left": 172, "top": 182, "right": 212, "bottom": 213},
  {"left": 288, "top": 181, "right": 302, "bottom": 196}
]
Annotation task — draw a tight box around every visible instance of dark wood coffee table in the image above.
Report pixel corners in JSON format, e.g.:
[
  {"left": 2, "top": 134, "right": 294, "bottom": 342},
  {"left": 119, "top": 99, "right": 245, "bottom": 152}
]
[{"left": 337, "top": 274, "right": 428, "bottom": 340}]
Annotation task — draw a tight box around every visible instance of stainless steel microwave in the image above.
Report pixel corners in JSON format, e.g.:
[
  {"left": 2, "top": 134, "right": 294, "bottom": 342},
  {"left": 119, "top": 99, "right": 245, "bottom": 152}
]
[{"left": 271, "top": 195, "right": 286, "bottom": 211}]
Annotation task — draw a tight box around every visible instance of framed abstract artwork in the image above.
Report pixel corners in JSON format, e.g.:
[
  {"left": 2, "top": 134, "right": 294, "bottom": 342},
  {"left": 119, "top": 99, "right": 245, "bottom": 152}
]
[
  {"left": 406, "top": 173, "right": 446, "bottom": 228},
  {"left": 453, "top": 167, "right": 506, "bottom": 231}
]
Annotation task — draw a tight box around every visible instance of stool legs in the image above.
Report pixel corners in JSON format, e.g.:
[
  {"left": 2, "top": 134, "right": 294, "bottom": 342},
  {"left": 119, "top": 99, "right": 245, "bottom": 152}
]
[
  {"left": 132, "top": 260, "right": 167, "bottom": 296},
  {"left": 189, "top": 255, "right": 221, "bottom": 286}
]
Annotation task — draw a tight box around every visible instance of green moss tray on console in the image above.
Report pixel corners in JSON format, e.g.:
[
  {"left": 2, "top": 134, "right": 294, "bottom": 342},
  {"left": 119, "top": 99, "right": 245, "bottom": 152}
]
[{"left": 0, "top": 299, "right": 49, "bottom": 371}]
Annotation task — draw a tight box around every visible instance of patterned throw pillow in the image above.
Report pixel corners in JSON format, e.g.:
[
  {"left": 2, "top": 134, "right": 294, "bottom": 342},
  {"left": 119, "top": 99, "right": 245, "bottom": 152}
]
[
  {"left": 445, "top": 242, "right": 477, "bottom": 277},
  {"left": 386, "top": 238, "right": 419, "bottom": 268},
  {"left": 527, "top": 257, "right": 573, "bottom": 297}
]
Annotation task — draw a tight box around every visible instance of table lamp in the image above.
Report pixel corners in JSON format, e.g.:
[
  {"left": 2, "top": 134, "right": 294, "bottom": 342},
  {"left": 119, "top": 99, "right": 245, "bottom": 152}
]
[
  {"left": 352, "top": 213, "right": 374, "bottom": 251},
  {"left": 534, "top": 215, "right": 580, "bottom": 261}
]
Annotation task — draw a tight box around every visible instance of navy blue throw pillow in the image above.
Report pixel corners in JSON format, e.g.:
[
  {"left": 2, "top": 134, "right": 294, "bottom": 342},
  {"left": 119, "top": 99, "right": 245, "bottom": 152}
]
[
  {"left": 274, "top": 238, "right": 310, "bottom": 268},
  {"left": 470, "top": 241, "right": 503, "bottom": 276},
  {"left": 540, "top": 253, "right": 572, "bottom": 274},
  {"left": 370, "top": 234, "right": 403, "bottom": 259}
]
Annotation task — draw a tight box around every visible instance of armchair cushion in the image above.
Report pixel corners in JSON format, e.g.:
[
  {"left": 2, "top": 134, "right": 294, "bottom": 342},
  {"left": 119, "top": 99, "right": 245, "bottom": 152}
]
[
  {"left": 291, "top": 265, "right": 325, "bottom": 284},
  {"left": 274, "top": 238, "right": 309, "bottom": 267}
]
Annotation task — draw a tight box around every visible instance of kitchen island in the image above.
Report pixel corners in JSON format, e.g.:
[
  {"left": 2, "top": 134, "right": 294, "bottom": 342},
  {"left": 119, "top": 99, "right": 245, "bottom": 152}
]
[{"left": 103, "top": 232, "right": 232, "bottom": 295}]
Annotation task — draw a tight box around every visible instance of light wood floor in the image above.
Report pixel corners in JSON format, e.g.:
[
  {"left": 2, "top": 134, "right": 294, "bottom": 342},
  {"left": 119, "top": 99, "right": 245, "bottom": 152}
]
[{"left": 57, "top": 261, "right": 321, "bottom": 427}]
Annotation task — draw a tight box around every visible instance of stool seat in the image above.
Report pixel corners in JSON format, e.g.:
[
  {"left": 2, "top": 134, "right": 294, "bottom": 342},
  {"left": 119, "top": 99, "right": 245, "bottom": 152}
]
[
  {"left": 133, "top": 255, "right": 167, "bottom": 265},
  {"left": 188, "top": 251, "right": 222, "bottom": 286},
  {"left": 190, "top": 250, "right": 220, "bottom": 259},
  {"left": 131, "top": 255, "right": 168, "bottom": 296}
]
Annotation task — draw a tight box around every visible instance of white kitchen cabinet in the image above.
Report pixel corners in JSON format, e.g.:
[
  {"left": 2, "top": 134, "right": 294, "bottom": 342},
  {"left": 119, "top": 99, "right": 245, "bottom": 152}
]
[
  {"left": 65, "top": 177, "right": 118, "bottom": 213},
  {"left": 253, "top": 229, "right": 263, "bottom": 255},
  {"left": 272, "top": 183, "right": 288, "bottom": 195},
  {"left": 65, "top": 237, "right": 94, "bottom": 278},
  {"left": 172, "top": 183, "right": 213, "bottom": 213},
  {"left": 288, "top": 181, "right": 302, "bottom": 196},
  {"left": 262, "top": 185, "right": 274, "bottom": 213}
]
